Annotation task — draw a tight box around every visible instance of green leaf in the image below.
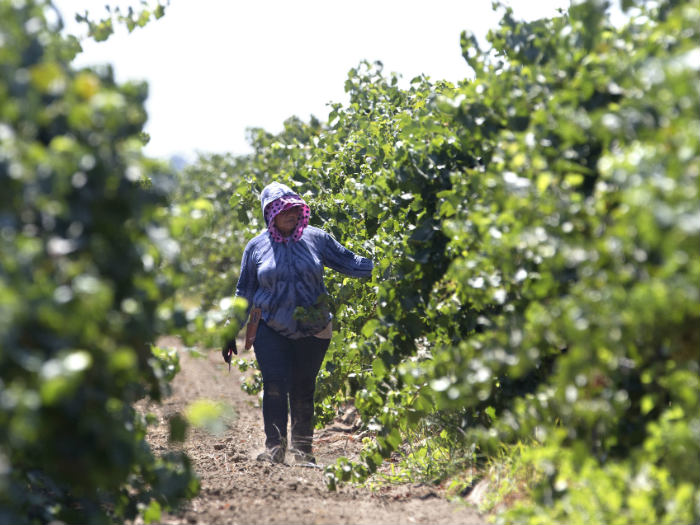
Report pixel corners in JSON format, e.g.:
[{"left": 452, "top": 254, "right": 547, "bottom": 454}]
[
  {"left": 372, "top": 357, "right": 386, "bottom": 378},
  {"left": 143, "top": 500, "right": 161, "bottom": 524},
  {"left": 362, "top": 319, "right": 380, "bottom": 338},
  {"left": 185, "top": 399, "right": 235, "bottom": 436},
  {"left": 168, "top": 414, "right": 188, "bottom": 443}
]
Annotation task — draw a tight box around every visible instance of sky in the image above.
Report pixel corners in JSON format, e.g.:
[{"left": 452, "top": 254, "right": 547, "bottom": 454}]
[{"left": 53, "top": 1, "right": 571, "bottom": 161}]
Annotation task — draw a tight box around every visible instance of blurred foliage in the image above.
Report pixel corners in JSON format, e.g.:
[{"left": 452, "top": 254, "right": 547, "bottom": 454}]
[
  {"left": 0, "top": 1, "right": 199, "bottom": 523},
  {"left": 184, "top": 399, "right": 235, "bottom": 436},
  {"left": 169, "top": 154, "right": 251, "bottom": 309},
  {"left": 74, "top": 1, "right": 169, "bottom": 43},
  {"left": 174, "top": 0, "right": 699, "bottom": 522}
]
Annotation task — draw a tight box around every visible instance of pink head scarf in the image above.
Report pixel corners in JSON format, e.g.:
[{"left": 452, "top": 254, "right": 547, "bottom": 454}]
[{"left": 264, "top": 194, "right": 310, "bottom": 243}]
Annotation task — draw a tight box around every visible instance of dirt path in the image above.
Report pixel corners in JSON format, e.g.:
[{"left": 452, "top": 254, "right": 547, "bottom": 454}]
[{"left": 145, "top": 337, "right": 486, "bottom": 525}]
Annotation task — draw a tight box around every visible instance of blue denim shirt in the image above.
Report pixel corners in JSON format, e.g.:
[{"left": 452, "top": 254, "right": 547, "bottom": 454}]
[{"left": 235, "top": 183, "right": 373, "bottom": 339}]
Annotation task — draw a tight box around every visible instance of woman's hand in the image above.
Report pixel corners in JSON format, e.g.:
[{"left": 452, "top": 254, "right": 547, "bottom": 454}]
[{"left": 221, "top": 338, "right": 237, "bottom": 363}]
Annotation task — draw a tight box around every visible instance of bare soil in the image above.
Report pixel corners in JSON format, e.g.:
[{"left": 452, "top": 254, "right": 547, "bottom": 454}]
[{"left": 143, "top": 337, "right": 486, "bottom": 525}]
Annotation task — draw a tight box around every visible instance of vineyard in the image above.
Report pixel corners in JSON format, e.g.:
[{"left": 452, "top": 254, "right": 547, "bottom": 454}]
[{"left": 1, "top": 0, "right": 699, "bottom": 524}]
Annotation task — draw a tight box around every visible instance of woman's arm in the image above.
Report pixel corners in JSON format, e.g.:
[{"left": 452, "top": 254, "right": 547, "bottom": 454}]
[
  {"left": 322, "top": 232, "right": 373, "bottom": 278},
  {"left": 235, "top": 241, "right": 259, "bottom": 316}
]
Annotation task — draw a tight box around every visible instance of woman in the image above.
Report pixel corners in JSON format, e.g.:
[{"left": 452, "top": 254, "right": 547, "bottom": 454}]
[{"left": 227, "top": 181, "right": 373, "bottom": 465}]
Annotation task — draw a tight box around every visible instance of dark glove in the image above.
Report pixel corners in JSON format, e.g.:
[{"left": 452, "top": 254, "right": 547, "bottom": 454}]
[{"left": 221, "top": 338, "right": 237, "bottom": 363}]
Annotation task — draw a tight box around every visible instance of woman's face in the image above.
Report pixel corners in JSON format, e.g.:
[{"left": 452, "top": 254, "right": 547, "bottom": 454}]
[{"left": 274, "top": 206, "right": 301, "bottom": 235}]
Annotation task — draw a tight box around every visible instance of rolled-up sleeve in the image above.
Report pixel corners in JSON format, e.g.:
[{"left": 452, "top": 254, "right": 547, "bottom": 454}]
[
  {"left": 235, "top": 241, "right": 258, "bottom": 315},
  {"left": 322, "top": 232, "right": 373, "bottom": 277}
]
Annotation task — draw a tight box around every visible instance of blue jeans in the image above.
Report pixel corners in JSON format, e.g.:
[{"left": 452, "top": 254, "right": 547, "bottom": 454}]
[{"left": 253, "top": 321, "right": 330, "bottom": 452}]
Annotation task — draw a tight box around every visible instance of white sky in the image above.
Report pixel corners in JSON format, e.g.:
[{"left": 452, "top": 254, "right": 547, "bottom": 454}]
[{"left": 53, "top": 1, "right": 570, "bottom": 160}]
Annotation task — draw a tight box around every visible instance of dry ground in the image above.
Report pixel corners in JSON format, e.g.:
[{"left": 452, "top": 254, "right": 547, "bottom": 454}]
[{"left": 141, "top": 337, "right": 486, "bottom": 525}]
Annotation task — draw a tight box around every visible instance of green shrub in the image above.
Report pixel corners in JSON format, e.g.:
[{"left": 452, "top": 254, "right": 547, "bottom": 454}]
[{"left": 0, "top": 1, "right": 197, "bottom": 523}]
